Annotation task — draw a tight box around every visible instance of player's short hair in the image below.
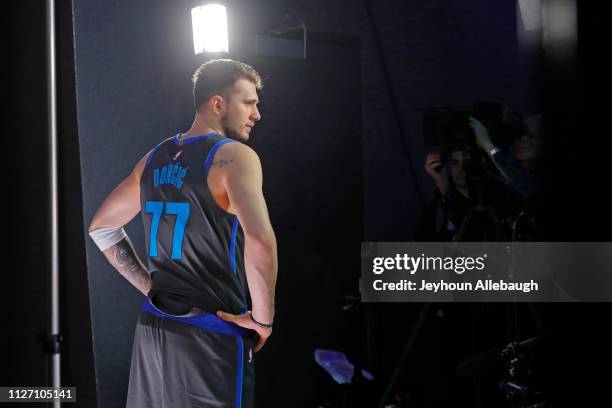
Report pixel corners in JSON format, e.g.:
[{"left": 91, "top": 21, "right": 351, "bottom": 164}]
[{"left": 192, "top": 59, "right": 262, "bottom": 111}]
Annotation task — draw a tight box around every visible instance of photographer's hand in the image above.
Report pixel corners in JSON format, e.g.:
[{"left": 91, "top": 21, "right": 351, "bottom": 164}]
[
  {"left": 469, "top": 117, "right": 495, "bottom": 152},
  {"left": 425, "top": 152, "right": 449, "bottom": 195}
]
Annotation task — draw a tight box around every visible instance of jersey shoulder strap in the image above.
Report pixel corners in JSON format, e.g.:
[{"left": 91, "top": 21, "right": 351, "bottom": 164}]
[
  {"left": 144, "top": 135, "right": 177, "bottom": 169},
  {"left": 203, "top": 137, "right": 239, "bottom": 175}
]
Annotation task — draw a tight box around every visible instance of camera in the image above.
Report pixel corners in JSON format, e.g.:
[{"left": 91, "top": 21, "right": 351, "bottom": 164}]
[{"left": 423, "top": 101, "right": 526, "bottom": 149}]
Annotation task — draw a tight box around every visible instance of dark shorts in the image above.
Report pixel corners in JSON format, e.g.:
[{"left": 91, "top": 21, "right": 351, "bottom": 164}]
[{"left": 126, "top": 301, "right": 255, "bottom": 408}]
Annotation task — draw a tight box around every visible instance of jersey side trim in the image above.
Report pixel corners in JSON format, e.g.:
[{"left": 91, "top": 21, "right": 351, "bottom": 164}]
[{"left": 230, "top": 216, "right": 239, "bottom": 274}]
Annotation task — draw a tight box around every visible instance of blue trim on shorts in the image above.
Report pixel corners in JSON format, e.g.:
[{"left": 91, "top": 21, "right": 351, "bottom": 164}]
[
  {"left": 142, "top": 298, "right": 250, "bottom": 337},
  {"left": 204, "top": 139, "right": 237, "bottom": 175},
  {"left": 235, "top": 336, "right": 244, "bottom": 408}
]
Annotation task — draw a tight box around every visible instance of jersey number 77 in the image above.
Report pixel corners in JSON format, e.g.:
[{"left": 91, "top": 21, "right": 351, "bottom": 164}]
[{"left": 145, "top": 201, "right": 190, "bottom": 260}]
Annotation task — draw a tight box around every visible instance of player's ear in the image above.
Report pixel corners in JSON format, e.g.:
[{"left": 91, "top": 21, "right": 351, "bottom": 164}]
[{"left": 210, "top": 95, "right": 225, "bottom": 116}]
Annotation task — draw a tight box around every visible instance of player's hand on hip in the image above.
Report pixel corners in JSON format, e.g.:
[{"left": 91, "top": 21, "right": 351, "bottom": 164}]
[{"left": 216, "top": 310, "right": 272, "bottom": 352}]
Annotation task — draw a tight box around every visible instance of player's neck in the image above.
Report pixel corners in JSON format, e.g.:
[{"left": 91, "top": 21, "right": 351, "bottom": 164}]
[{"left": 181, "top": 117, "right": 225, "bottom": 139}]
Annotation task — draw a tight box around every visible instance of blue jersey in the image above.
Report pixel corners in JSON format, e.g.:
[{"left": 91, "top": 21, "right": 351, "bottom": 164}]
[{"left": 140, "top": 133, "right": 248, "bottom": 314}]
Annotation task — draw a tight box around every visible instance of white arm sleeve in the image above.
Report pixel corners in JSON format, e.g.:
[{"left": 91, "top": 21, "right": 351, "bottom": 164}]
[{"left": 89, "top": 226, "right": 128, "bottom": 251}]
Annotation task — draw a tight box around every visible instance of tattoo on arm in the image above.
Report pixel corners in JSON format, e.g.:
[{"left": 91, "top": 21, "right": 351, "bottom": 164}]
[
  {"left": 212, "top": 158, "right": 234, "bottom": 168},
  {"left": 104, "top": 237, "right": 151, "bottom": 296}
]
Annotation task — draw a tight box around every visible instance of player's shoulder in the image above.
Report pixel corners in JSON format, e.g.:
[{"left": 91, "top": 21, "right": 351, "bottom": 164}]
[
  {"left": 217, "top": 140, "right": 260, "bottom": 163},
  {"left": 144, "top": 136, "right": 174, "bottom": 160},
  {"left": 133, "top": 136, "right": 174, "bottom": 179},
  {"left": 211, "top": 141, "right": 262, "bottom": 179}
]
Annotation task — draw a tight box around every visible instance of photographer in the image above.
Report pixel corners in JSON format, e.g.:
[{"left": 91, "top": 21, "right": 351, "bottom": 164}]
[
  {"left": 417, "top": 142, "right": 527, "bottom": 242},
  {"left": 415, "top": 147, "right": 473, "bottom": 241}
]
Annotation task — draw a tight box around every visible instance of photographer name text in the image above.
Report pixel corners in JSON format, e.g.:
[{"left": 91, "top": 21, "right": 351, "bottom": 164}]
[{"left": 373, "top": 279, "right": 539, "bottom": 293}]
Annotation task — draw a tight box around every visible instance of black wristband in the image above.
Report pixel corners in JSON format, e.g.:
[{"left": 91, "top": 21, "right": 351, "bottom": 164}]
[{"left": 250, "top": 314, "right": 273, "bottom": 329}]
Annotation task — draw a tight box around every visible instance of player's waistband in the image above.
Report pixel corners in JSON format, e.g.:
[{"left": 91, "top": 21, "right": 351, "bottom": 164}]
[{"left": 142, "top": 298, "right": 250, "bottom": 337}]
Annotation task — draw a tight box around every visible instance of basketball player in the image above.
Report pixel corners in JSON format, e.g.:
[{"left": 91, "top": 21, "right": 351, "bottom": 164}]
[{"left": 88, "top": 59, "right": 277, "bottom": 407}]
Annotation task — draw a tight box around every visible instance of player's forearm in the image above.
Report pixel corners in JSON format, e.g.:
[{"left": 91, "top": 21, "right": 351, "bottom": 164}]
[
  {"left": 244, "top": 233, "right": 277, "bottom": 324},
  {"left": 101, "top": 237, "right": 151, "bottom": 296}
]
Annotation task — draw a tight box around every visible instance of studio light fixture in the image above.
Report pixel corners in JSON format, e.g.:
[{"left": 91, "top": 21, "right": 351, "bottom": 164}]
[
  {"left": 542, "top": 0, "right": 577, "bottom": 58},
  {"left": 191, "top": 4, "right": 229, "bottom": 54},
  {"left": 518, "top": 0, "right": 542, "bottom": 31}
]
